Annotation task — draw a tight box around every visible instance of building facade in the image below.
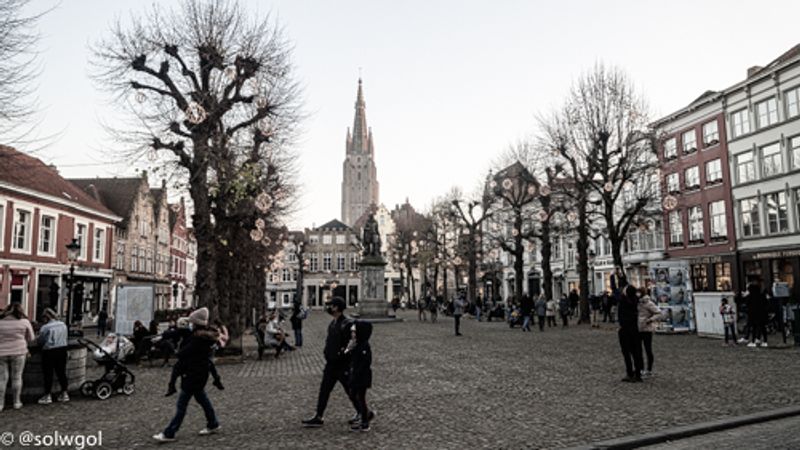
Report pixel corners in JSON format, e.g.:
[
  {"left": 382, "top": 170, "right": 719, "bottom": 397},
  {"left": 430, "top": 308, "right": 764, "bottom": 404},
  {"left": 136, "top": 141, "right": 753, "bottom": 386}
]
[
  {"left": 302, "top": 219, "right": 361, "bottom": 308},
  {"left": 168, "top": 198, "right": 190, "bottom": 309},
  {"left": 341, "top": 78, "right": 379, "bottom": 226},
  {"left": 1, "top": 146, "right": 120, "bottom": 322}
]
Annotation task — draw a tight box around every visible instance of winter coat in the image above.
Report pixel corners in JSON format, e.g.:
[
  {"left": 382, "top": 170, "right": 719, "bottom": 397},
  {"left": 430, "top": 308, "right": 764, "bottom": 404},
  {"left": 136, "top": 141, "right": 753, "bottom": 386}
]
[
  {"left": 617, "top": 292, "right": 639, "bottom": 331},
  {"left": 535, "top": 298, "right": 547, "bottom": 316},
  {"left": 520, "top": 296, "right": 534, "bottom": 316},
  {"left": 569, "top": 291, "right": 580, "bottom": 308},
  {"left": 453, "top": 298, "right": 466, "bottom": 316},
  {"left": 348, "top": 321, "right": 373, "bottom": 390},
  {"left": 545, "top": 300, "right": 557, "bottom": 317},
  {"left": 173, "top": 327, "right": 219, "bottom": 394},
  {"left": 324, "top": 315, "right": 353, "bottom": 366},
  {"left": 558, "top": 298, "right": 570, "bottom": 315},
  {"left": 746, "top": 286, "right": 768, "bottom": 323},
  {"left": 720, "top": 304, "right": 735, "bottom": 324},
  {"left": 637, "top": 295, "right": 665, "bottom": 333}
]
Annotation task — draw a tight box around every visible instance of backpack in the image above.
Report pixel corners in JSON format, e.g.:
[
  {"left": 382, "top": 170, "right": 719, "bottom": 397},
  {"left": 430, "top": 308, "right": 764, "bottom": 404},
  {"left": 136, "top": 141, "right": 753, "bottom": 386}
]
[{"left": 299, "top": 307, "right": 309, "bottom": 320}]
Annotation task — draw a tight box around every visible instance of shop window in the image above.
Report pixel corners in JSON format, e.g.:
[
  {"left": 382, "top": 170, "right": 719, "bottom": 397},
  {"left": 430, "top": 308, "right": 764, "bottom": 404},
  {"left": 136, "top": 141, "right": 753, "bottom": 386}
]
[
  {"left": 744, "top": 261, "right": 763, "bottom": 285},
  {"left": 691, "top": 264, "right": 708, "bottom": 291},
  {"left": 715, "top": 263, "right": 732, "bottom": 291},
  {"left": 772, "top": 259, "right": 794, "bottom": 289}
]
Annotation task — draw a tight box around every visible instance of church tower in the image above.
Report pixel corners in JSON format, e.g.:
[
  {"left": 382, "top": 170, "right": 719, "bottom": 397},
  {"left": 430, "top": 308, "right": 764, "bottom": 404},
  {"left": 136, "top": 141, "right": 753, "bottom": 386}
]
[{"left": 341, "top": 78, "right": 379, "bottom": 226}]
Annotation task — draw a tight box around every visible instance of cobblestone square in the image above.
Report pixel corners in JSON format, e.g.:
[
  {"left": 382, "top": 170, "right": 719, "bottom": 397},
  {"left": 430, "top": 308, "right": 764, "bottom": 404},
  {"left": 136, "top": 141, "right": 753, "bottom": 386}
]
[{"left": 3, "top": 312, "right": 800, "bottom": 449}]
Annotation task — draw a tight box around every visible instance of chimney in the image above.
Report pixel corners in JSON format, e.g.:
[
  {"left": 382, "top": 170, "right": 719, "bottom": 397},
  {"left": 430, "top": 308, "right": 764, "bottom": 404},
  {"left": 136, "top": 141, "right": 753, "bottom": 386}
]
[
  {"left": 48, "top": 164, "right": 59, "bottom": 174},
  {"left": 747, "top": 65, "right": 763, "bottom": 78}
]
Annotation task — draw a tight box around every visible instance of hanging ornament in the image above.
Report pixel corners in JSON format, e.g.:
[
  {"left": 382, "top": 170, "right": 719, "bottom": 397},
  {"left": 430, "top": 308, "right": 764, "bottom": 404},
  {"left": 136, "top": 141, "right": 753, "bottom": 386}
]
[
  {"left": 537, "top": 209, "right": 549, "bottom": 222},
  {"left": 454, "top": 256, "right": 463, "bottom": 266},
  {"left": 255, "top": 192, "right": 273, "bottom": 212},
  {"left": 261, "top": 236, "right": 272, "bottom": 247},
  {"left": 567, "top": 211, "right": 578, "bottom": 223},
  {"left": 135, "top": 91, "right": 146, "bottom": 103},
  {"left": 255, "top": 96, "right": 268, "bottom": 109},
  {"left": 502, "top": 178, "right": 513, "bottom": 190},
  {"left": 604, "top": 182, "right": 614, "bottom": 193},
  {"left": 250, "top": 228, "right": 264, "bottom": 241},
  {"left": 224, "top": 66, "right": 237, "bottom": 82},
  {"left": 489, "top": 180, "right": 497, "bottom": 189},
  {"left": 511, "top": 228, "right": 519, "bottom": 237},
  {"left": 527, "top": 185, "right": 537, "bottom": 196},
  {"left": 185, "top": 102, "right": 207, "bottom": 125},
  {"left": 255, "top": 218, "right": 265, "bottom": 230},
  {"left": 540, "top": 185, "right": 551, "bottom": 196},
  {"left": 662, "top": 195, "right": 678, "bottom": 211}
]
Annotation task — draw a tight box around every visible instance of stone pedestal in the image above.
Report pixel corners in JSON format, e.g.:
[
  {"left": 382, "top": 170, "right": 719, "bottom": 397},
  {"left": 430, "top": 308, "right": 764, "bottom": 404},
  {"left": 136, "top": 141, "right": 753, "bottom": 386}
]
[{"left": 357, "top": 256, "right": 389, "bottom": 318}]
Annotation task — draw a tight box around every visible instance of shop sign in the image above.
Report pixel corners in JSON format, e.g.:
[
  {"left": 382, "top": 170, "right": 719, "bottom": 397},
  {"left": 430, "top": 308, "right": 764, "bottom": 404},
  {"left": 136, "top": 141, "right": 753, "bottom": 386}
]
[
  {"left": 750, "top": 249, "right": 800, "bottom": 260},
  {"left": 689, "top": 255, "right": 723, "bottom": 265}
]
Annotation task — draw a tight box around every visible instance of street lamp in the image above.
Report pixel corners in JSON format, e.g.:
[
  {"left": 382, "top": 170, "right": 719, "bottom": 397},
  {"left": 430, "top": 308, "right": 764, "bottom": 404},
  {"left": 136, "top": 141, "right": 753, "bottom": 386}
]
[{"left": 65, "top": 239, "right": 81, "bottom": 329}]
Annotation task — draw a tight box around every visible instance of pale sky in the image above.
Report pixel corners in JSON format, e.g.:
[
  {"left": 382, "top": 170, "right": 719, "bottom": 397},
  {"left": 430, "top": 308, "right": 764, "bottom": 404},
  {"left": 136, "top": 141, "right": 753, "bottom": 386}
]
[{"left": 22, "top": 0, "right": 800, "bottom": 228}]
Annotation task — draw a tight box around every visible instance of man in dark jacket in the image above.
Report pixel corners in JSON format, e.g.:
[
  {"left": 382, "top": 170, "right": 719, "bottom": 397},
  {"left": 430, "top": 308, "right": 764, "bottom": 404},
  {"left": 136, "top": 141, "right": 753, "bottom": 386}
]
[
  {"left": 348, "top": 321, "right": 374, "bottom": 432},
  {"left": 302, "top": 297, "right": 359, "bottom": 428},
  {"left": 520, "top": 294, "right": 533, "bottom": 332},
  {"left": 153, "top": 307, "right": 220, "bottom": 442},
  {"left": 617, "top": 286, "right": 643, "bottom": 382},
  {"left": 290, "top": 300, "right": 305, "bottom": 348},
  {"left": 746, "top": 283, "right": 769, "bottom": 347}
]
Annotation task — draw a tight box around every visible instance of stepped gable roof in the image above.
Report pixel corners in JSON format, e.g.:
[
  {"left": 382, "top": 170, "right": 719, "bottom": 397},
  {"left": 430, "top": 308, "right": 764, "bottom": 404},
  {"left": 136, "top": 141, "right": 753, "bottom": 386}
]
[
  {"left": 0, "top": 145, "right": 117, "bottom": 218},
  {"left": 69, "top": 176, "right": 144, "bottom": 227},
  {"left": 150, "top": 187, "right": 165, "bottom": 219}
]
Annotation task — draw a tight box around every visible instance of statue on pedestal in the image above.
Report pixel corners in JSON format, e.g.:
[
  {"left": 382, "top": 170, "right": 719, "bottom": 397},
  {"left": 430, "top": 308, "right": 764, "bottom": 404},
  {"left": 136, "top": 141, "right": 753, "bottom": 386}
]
[{"left": 362, "top": 214, "right": 382, "bottom": 259}]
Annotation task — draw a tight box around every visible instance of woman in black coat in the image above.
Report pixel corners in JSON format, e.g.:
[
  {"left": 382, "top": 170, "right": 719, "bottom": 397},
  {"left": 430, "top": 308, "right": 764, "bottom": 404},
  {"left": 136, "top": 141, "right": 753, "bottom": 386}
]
[{"left": 347, "top": 321, "right": 374, "bottom": 431}]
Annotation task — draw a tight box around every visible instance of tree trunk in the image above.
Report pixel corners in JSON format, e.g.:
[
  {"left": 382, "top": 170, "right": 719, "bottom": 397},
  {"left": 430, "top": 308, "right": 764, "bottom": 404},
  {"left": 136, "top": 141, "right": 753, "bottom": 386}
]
[
  {"left": 513, "top": 215, "right": 524, "bottom": 305},
  {"left": 188, "top": 141, "right": 216, "bottom": 317},
  {"left": 541, "top": 224, "right": 553, "bottom": 302},
  {"left": 577, "top": 195, "right": 590, "bottom": 323}
]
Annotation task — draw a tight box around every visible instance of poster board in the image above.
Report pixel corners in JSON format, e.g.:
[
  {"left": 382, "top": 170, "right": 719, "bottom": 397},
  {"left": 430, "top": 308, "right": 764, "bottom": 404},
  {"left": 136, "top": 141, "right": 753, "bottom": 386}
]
[
  {"left": 114, "top": 285, "right": 154, "bottom": 336},
  {"left": 649, "top": 260, "right": 694, "bottom": 333}
]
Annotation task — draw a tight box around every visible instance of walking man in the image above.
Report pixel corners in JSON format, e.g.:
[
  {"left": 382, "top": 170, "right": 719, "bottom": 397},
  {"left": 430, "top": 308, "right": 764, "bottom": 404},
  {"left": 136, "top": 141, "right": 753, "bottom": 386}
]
[
  {"left": 520, "top": 294, "right": 533, "bottom": 332},
  {"left": 302, "top": 297, "right": 359, "bottom": 427},
  {"left": 453, "top": 294, "right": 466, "bottom": 336}
]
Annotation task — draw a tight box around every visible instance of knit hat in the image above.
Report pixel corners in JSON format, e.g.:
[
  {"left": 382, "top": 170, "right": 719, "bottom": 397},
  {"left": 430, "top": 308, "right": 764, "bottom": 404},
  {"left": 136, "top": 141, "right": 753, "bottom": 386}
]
[
  {"left": 43, "top": 308, "right": 58, "bottom": 320},
  {"left": 189, "top": 307, "right": 209, "bottom": 327}
]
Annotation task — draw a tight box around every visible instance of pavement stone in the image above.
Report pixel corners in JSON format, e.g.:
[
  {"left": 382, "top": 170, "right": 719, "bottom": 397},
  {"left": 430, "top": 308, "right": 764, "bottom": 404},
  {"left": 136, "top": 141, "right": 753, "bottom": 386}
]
[
  {"left": 642, "top": 414, "right": 800, "bottom": 449},
  {"left": 2, "top": 311, "right": 800, "bottom": 449}
]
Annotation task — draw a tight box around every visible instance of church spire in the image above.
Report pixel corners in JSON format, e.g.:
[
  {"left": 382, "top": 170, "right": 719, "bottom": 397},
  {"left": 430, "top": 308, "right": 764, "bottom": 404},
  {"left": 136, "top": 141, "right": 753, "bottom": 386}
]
[{"left": 351, "top": 78, "right": 369, "bottom": 153}]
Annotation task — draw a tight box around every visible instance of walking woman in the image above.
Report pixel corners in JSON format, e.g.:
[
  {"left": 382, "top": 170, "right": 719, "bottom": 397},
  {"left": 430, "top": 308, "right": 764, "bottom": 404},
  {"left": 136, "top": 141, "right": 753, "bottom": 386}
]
[
  {"left": 535, "top": 295, "right": 547, "bottom": 331},
  {"left": 545, "top": 297, "right": 557, "bottom": 327},
  {"left": 0, "top": 304, "right": 35, "bottom": 411},
  {"left": 637, "top": 287, "right": 664, "bottom": 378}
]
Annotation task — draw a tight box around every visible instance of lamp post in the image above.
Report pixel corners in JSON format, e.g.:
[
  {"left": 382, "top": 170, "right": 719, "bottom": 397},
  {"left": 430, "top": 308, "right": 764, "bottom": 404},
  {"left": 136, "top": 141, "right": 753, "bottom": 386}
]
[{"left": 65, "top": 239, "right": 80, "bottom": 329}]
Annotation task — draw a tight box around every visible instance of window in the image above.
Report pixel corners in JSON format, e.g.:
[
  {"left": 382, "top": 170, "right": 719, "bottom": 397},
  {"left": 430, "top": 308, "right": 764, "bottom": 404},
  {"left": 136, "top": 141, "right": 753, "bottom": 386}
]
[
  {"left": 715, "top": 263, "right": 732, "bottom": 291},
  {"left": 138, "top": 247, "right": 145, "bottom": 273},
  {"left": 349, "top": 253, "right": 358, "bottom": 271},
  {"left": 796, "top": 188, "right": 800, "bottom": 230},
  {"left": 684, "top": 166, "right": 700, "bottom": 189},
  {"left": 553, "top": 237, "right": 562, "bottom": 260},
  {"left": 288, "top": 252, "right": 296, "bottom": 262},
  {"left": 756, "top": 97, "right": 778, "bottom": 128},
  {"left": 39, "top": 215, "right": 55, "bottom": 255},
  {"left": 323, "top": 253, "right": 331, "bottom": 271},
  {"left": 790, "top": 136, "right": 800, "bottom": 170},
  {"left": 131, "top": 247, "right": 138, "bottom": 272},
  {"left": 736, "top": 152, "right": 755, "bottom": 183},
  {"left": 12, "top": 208, "right": 32, "bottom": 252},
  {"left": 335, "top": 234, "right": 345, "bottom": 244},
  {"left": 669, "top": 210, "right": 683, "bottom": 246},
  {"left": 0, "top": 203, "right": 4, "bottom": 250},
  {"left": 691, "top": 264, "right": 708, "bottom": 291},
  {"left": 75, "top": 223, "right": 87, "bottom": 259},
  {"left": 322, "top": 234, "right": 332, "bottom": 244},
  {"left": 566, "top": 242, "right": 575, "bottom": 268},
  {"left": 115, "top": 242, "right": 125, "bottom": 270},
  {"left": 666, "top": 173, "right": 680, "bottom": 193},
  {"left": 731, "top": 108, "right": 751, "bottom": 138},
  {"left": 337, "top": 254, "right": 346, "bottom": 271},
  {"left": 663, "top": 138, "right": 677, "bottom": 160},
  {"left": 740, "top": 198, "right": 760, "bottom": 237},
  {"left": 282, "top": 269, "right": 291, "bottom": 282},
  {"left": 309, "top": 234, "right": 319, "bottom": 244},
  {"left": 688, "top": 206, "right": 704, "bottom": 243},
  {"left": 766, "top": 192, "right": 789, "bottom": 234},
  {"left": 703, "top": 120, "right": 719, "bottom": 145},
  {"left": 94, "top": 228, "right": 106, "bottom": 262},
  {"left": 682, "top": 130, "right": 697, "bottom": 154},
  {"left": 705, "top": 159, "right": 722, "bottom": 185},
  {"left": 786, "top": 86, "right": 800, "bottom": 118},
  {"left": 761, "top": 143, "right": 783, "bottom": 177},
  {"left": 310, "top": 254, "right": 319, "bottom": 272},
  {"left": 709, "top": 201, "right": 727, "bottom": 240}
]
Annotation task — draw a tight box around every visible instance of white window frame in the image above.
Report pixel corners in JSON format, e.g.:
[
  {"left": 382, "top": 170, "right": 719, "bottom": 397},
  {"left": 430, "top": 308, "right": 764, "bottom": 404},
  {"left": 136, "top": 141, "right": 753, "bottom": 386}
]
[
  {"left": 0, "top": 198, "right": 7, "bottom": 251},
  {"left": 791, "top": 136, "right": 800, "bottom": 170},
  {"left": 709, "top": 201, "right": 727, "bottom": 240},
  {"left": 11, "top": 204, "right": 34, "bottom": 254},
  {"left": 740, "top": 198, "right": 761, "bottom": 237},
  {"left": 74, "top": 221, "right": 89, "bottom": 261},
  {"left": 702, "top": 120, "right": 719, "bottom": 146},
  {"left": 684, "top": 166, "right": 700, "bottom": 190},
  {"left": 94, "top": 227, "right": 106, "bottom": 263},
  {"left": 335, "top": 234, "right": 345, "bottom": 245},
  {"left": 756, "top": 97, "right": 778, "bottom": 129},
  {"left": 731, "top": 108, "right": 751, "bottom": 138},
  {"left": 322, "top": 234, "right": 332, "bottom": 245},
  {"left": 761, "top": 142, "right": 783, "bottom": 177},
  {"left": 786, "top": 86, "right": 800, "bottom": 119},
  {"left": 663, "top": 138, "right": 677, "bottom": 160},
  {"left": 688, "top": 206, "right": 704, "bottom": 243},
  {"left": 705, "top": 159, "right": 722, "bottom": 185},
  {"left": 37, "top": 212, "right": 58, "bottom": 257},
  {"left": 736, "top": 151, "right": 756, "bottom": 184},
  {"left": 766, "top": 191, "right": 789, "bottom": 235},
  {"left": 669, "top": 210, "right": 683, "bottom": 246},
  {"left": 682, "top": 130, "right": 697, "bottom": 154}
]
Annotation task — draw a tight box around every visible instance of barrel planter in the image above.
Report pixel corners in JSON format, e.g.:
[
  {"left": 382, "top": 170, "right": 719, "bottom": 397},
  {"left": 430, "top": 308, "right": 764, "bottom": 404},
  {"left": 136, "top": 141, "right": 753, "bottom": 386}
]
[{"left": 11, "top": 344, "right": 87, "bottom": 402}]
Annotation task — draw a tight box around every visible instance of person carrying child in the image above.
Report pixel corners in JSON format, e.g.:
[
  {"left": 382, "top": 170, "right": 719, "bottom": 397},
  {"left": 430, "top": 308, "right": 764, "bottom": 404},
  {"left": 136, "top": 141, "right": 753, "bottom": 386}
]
[{"left": 720, "top": 298, "right": 737, "bottom": 346}]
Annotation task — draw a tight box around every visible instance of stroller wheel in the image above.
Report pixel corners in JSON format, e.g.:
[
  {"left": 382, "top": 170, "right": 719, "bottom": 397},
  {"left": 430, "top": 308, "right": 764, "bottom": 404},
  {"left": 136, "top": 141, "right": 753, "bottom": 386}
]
[
  {"left": 122, "top": 383, "right": 135, "bottom": 396},
  {"left": 95, "top": 381, "right": 113, "bottom": 400},
  {"left": 80, "top": 381, "right": 95, "bottom": 397}
]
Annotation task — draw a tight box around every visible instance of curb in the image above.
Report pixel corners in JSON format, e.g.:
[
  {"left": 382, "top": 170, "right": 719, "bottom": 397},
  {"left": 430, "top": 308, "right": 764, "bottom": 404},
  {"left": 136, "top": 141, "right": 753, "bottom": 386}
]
[{"left": 566, "top": 405, "right": 800, "bottom": 450}]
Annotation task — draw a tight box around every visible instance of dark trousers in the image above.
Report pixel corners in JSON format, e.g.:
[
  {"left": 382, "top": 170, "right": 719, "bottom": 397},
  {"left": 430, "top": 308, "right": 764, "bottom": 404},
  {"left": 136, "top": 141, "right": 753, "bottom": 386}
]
[
  {"left": 618, "top": 328, "right": 643, "bottom": 378},
  {"left": 547, "top": 316, "right": 556, "bottom": 327},
  {"left": 603, "top": 309, "right": 611, "bottom": 322},
  {"left": 42, "top": 347, "right": 68, "bottom": 395},
  {"left": 351, "top": 388, "right": 369, "bottom": 422},
  {"left": 315, "top": 364, "right": 358, "bottom": 417},
  {"left": 538, "top": 315, "right": 545, "bottom": 331},
  {"left": 724, "top": 323, "right": 737, "bottom": 343},
  {"left": 164, "top": 389, "right": 218, "bottom": 438},
  {"left": 752, "top": 319, "right": 767, "bottom": 343},
  {"left": 454, "top": 314, "right": 462, "bottom": 335},
  {"left": 294, "top": 329, "right": 303, "bottom": 347},
  {"left": 97, "top": 322, "right": 106, "bottom": 337},
  {"left": 640, "top": 331, "right": 654, "bottom": 371},
  {"left": 561, "top": 314, "right": 569, "bottom": 327}
]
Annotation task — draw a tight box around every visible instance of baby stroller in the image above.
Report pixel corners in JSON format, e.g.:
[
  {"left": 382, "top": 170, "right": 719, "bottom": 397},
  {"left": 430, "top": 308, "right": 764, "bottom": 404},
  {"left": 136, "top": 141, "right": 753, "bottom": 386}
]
[{"left": 78, "top": 335, "right": 136, "bottom": 400}]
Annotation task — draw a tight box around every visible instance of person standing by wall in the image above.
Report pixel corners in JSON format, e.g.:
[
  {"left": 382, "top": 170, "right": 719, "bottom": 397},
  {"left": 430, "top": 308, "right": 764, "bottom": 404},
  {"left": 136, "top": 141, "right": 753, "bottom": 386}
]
[
  {"left": 0, "top": 304, "right": 35, "bottom": 411},
  {"left": 637, "top": 287, "right": 665, "bottom": 378},
  {"left": 37, "top": 308, "right": 70, "bottom": 404},
  {"left": 720, "top": 298, "right": 737, "bottom": 346}
]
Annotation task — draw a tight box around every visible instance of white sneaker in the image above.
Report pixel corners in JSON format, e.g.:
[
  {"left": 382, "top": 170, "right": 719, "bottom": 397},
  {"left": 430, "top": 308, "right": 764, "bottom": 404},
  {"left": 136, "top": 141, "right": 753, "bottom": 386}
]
[
  {"left": 737, "top": 338, "right": 747, "bottom": 344},
  {"left": 13, "top": 402, "right": 22, "bottom": 410},
  {"left": 760, "top": 342, "right": 768, "bottom": 348},
  {"left": 152, "top": 432, "right": 175, "bottom": 442},
  {"left": 38, "top": 395, "right": 52, "bottom": 405},
  {"left": 747, "top": 342, "right": 757, "bottom": 348},
  {"left": 58, "top": 392, "right": 70, "bottom": 403},
  {"left": 198, "top": 426, "right": 220, "bottom": 436}
]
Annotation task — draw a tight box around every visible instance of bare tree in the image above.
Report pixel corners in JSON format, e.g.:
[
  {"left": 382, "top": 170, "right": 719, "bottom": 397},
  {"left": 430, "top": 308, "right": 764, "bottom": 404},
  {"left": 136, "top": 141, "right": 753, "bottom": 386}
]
[
  {"left": 450, "top": 189, "right": 492, "bottom": 304},
  {"left": 93, "top": 0, "right": 302, "bottom": 340},
  {"left": 0, "top": 0, "right": 47, "bottom": 144}
]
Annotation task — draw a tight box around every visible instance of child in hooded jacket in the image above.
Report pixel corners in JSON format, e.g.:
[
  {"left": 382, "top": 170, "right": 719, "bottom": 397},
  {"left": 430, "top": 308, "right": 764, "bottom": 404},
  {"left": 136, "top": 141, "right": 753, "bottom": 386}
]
[{"left": 346, "top": 321, "right": 374, "bottom": 432}]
